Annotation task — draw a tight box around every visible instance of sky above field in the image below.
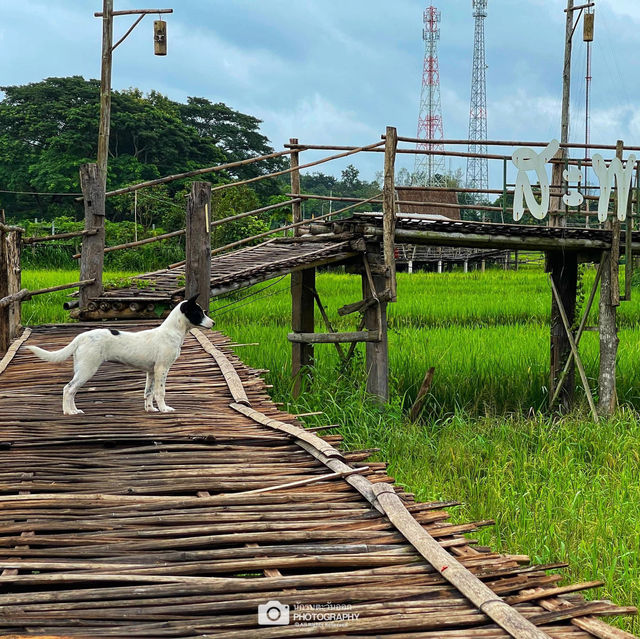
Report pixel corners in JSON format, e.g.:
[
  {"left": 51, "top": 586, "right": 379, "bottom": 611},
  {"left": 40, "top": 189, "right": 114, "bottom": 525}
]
[{"left": 1, "top": 0, "right": 639, "bottom": 184}]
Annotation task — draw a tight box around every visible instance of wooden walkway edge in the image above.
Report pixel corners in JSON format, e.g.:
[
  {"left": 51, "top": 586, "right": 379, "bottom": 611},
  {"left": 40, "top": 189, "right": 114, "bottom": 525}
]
[{"left": 0, "top": 324, "right": 635, "bottom": 638}]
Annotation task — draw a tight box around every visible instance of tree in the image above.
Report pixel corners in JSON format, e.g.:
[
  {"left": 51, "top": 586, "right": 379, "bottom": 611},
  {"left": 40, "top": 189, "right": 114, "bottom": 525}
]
[
  {"left": 0, "top": 77, "right": 284, "bottom": 221},
  {"left": 211, "top": 185, "right": 269, "bottom": 249}
]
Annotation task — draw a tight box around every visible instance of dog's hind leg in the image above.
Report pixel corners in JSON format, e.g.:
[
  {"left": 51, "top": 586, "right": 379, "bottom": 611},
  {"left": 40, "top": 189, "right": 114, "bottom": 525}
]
[
  {"left": 63, "top": 356, "right": 101, "bottom": 416},
  {"left": 153, "top": 365, "right": 175, "bottom": 413},
  {"left": 144, "top": 372, "right": 158, "bottom": 412}
]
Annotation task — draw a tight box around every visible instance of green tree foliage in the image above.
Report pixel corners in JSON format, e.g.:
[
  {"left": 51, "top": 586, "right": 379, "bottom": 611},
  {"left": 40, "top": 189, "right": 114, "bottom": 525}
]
[
  {"left": 211, "top": 185, "right": 270, "bottom": 249},
  {"left": 299, "top": 164, "right": 381, "bottom": 219},
  {"left": 0, "top": 76, "right": 284, "bottom": 221}
]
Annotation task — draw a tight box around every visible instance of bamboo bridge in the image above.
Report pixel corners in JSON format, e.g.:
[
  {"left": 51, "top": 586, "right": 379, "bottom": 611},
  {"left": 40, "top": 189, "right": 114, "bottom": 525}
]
[
  {"left": 0, "top": 323, "right": 635, "bottom": 638},
  {"left": 2, "top": 131, "right": 640, "bottom": 636}
]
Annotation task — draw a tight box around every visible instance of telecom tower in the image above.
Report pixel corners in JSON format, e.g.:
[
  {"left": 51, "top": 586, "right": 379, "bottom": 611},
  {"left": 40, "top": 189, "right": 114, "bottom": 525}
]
[
  {"left": 414, "top": 5, "right": 446, "bottom": 187},
  {"left": 466, "top": 0, "right": 488, "bottom": 198}
]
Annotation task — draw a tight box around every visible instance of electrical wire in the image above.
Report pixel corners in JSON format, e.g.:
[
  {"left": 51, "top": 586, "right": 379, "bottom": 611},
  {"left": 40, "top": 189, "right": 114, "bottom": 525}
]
[
  {"left": 211, "top": 283, "right": 291, "bottom": 318},
  {"left": 210, "top": 275, "right": 288, "bottom": 315}
]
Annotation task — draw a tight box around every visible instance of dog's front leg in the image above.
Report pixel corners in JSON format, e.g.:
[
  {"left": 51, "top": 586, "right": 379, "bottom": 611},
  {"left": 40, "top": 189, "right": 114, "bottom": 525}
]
[
  {"left": 144, "top": 372, "right": 158, "bottom": 412},
  {"left": 153, "top": 365, "right": 175, "bottom": 413}
]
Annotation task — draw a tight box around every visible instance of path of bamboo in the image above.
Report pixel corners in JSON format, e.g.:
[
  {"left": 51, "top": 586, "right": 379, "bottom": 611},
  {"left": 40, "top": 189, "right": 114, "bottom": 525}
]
[{"left": 0, "top": 323, "right": 636, "bottom": 638}]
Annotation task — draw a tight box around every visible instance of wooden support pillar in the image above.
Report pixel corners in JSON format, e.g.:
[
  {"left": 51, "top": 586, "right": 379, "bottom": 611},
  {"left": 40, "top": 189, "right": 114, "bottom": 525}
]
[
  {"left": 0, "top": 225, "right": 22, "bottom": 353},
  {"left": 598, "top": 142, "right": 624, "bottom": 417},
  {"left": 363, "top": 268, "right": 389, "bottom": 402},
  {"left": 185, "top": 181, "right": 212, "bottom": 307},
  {"left": 548, "top": 250, "right": 578, "bottom": 411},
  {"left": 291, "top": 268, "right": 315, "bottom": 397},
  {"left": 289, "top": 138, "right": 315, "bottom": 396},
  {"left": 362, "top": 247, "right": 389, "bottom": 403},
  {"left": 79, "top": 163, "right": 105, "bottom": 309},
  {"left": 382, "top": 126, "right": 398, "bottom": 301},
  {"left": 598, "top": 246, "right": 618, "bottom": 415}
]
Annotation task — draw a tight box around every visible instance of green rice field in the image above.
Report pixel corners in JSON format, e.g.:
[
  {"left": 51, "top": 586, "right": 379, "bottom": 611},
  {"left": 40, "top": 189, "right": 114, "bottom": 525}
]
[{"left": 20, "top": 265, "right": 640, "bottom": 631}]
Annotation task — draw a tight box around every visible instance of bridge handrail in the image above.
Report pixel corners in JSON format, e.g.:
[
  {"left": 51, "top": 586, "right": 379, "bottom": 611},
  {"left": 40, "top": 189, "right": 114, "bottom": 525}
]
[
  {"left": 167, "top": 193, "right": 382, "bottom": 269},
  {"left": 0, "top": 279, "right": 96, "bottom": 308}
]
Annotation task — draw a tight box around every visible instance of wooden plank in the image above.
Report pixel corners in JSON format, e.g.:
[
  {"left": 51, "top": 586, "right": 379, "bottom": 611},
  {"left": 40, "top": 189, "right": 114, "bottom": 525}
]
[
  {"left": 0, "top": 328, "right": 31, "bottom": 376},
  {"left": 372, "top": 482, "right": 552, "bottom": 639},
  {"left": 287, "top": 330, "right": 380, "bottom": 344},
  {"left": 189, "top": 329, "right": 250, "bottom": 406}
]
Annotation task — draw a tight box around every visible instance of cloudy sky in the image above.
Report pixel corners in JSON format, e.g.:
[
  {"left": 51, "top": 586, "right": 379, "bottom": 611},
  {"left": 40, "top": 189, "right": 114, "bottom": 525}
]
[{"left": 1, "top": 0, "right": 639, "bottom": 185}]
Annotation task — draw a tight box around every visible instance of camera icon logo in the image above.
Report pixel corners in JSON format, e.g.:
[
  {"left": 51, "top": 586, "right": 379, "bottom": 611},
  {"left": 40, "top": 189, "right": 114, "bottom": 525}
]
[{"left": 258, "top": 600, "right": 290, "bottom": 625}]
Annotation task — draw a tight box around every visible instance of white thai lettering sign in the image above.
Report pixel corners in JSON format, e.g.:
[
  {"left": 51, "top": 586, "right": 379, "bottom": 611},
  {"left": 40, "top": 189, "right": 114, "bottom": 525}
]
[{"left": 511, "top": 139, "right": 636, "bottom": 222}]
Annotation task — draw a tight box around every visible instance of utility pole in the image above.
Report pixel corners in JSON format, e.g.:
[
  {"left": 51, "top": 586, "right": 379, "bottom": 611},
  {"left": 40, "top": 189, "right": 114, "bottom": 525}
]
[{"left": 79, "top": 2, "right": 172, "bottom": 309}]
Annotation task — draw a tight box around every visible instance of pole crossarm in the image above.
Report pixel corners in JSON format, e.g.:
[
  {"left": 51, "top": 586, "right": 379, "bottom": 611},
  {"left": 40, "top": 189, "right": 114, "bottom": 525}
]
[{"left": 95, "top": 9, "right": 173, "bottom": 17}]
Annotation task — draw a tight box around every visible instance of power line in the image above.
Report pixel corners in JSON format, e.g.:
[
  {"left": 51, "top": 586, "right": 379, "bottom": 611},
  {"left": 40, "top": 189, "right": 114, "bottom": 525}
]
[{"left": 0, "top": 189, "right": 82, "bottom": 197}]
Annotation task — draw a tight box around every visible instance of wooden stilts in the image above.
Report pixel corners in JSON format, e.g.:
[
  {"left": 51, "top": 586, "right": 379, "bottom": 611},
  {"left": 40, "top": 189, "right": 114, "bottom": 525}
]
[
  {"left": 289, "top": 138, "right": 315, "bottom": 396},
  {"left": 598, "top": 245, "right": 618, "bottom": 416},
  {"left": 550, "top": 254, "right": 604, "bottom": 408},
  {"left": 79, "top": 163, "right": 105, "bottom": 309},
  {"left": 548, "top": 250, "right": 578, "bottom": 411},
  {"left": 363, "top": 252, "right": 389, "bottom": 402},
  {"left": 0, "top": 224, "right": 9, "bottom": 354},
  {"left": 598, "top": 141, "right": 624, "bottom": 416},
  {"left": 549, "top": 276, "right": 599, "bottom": 422}
]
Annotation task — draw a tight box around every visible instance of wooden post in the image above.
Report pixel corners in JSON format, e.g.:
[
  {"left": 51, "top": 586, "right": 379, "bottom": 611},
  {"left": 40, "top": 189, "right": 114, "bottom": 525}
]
[
  {"left": 598, "top": 141, "right": 623, "bottom": 416},
  {"left": 290, "top": 138, "right": 302, "bottom": 235},
  {"left": 0, "top": 224, "right": 22, "bottom": 353},
  {"left": 79, "top": 164, "right": 106, "bottom": 309},
  {"left": 363, "top": 249, "right": 389, "bottom": 403},
  {"left": 382, "top": 126, "right": 398, "bottom": 301},
  {"left": 0, "top": 225, "right": 8, "bottom": 354},
  {"left": 289, "top": 138, "right": 315, "bottom": 396},
  {"left": 548, "top": 251, "right": 578, "bottom": 411},
  {"left": 97, "top": 0, "right": 113, "bottom": 184},
  {"left": 185, "top": 181, "right": 212, "bottom": 307},
  {"left": 291, "top": 269, "right": 315, "bottom": 397}
]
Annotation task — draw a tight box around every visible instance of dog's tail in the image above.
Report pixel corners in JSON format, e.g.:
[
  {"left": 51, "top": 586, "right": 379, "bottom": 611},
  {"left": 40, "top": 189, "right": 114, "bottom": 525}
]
[{"left": 26, "top": 340, "right": 79, "bottom": 363}]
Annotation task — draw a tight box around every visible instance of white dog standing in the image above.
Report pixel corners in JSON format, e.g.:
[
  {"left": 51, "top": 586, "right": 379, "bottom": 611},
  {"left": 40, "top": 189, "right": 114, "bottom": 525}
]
[{"left": 27, "top": 295, "right": 214, "bottom": 415}]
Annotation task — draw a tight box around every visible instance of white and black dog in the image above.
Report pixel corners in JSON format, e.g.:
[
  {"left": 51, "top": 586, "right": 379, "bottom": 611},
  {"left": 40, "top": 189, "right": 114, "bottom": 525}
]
[{"left": 27, "top": 295, "right": 214, "bottom": 415}]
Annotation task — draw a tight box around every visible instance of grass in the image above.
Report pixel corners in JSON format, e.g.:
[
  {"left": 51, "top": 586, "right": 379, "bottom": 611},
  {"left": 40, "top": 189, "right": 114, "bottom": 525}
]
[{"left": 17, "top": 265, "right": 640, "bottom": 632}]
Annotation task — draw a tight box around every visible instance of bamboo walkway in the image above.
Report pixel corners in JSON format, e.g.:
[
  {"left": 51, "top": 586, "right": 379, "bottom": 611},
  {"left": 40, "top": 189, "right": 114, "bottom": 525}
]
[
  {"left": 0, "top": 323, "right": 635, "bottom": 638},
  {"left": 75, "top": 239, "right": 358, "bottom": 319}
]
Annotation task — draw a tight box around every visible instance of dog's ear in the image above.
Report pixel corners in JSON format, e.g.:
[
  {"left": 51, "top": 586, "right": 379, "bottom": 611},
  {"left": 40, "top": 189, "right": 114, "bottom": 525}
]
[{"left": 187, "top": 294, "right": 199, "bottom": 305}]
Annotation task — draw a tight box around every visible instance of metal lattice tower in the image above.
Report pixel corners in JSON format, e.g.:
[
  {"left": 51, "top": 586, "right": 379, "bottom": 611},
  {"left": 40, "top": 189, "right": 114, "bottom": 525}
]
[
  {"left": 466, "top": 0, "right": 488, "bottom": 197},
  {"left": 414, "top": 6, "right": 446, "bottom": 187}
]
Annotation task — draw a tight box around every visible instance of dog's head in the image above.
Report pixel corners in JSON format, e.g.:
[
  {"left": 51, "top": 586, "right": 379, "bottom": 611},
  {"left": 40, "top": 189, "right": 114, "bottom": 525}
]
[{"left": 181, "top": 295, "right": 215, "bottom": 329}]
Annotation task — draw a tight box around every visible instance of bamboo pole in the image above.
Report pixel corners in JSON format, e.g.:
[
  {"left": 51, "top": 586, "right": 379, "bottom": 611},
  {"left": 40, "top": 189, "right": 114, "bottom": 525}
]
[
  {"left": 72, "top": 229, "right": 185, "bottom": 259},
  {"left": 235, "top": 467, "right": 369, "bottom": 495},
  {"left": 102, "top": 140, "right": 383, "bottom": 200},
  {"left": 22, "top": 229, "right": 97, "bottom": 244},
  {"left": 0, "top": 280, "right": 96, "bottom": 308}
]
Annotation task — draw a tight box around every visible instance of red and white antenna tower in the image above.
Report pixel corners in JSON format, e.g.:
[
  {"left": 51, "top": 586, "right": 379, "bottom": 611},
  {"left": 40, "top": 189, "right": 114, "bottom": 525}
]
[{"left": 414, "top": 5, "right": 446, "bottom": 186}]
